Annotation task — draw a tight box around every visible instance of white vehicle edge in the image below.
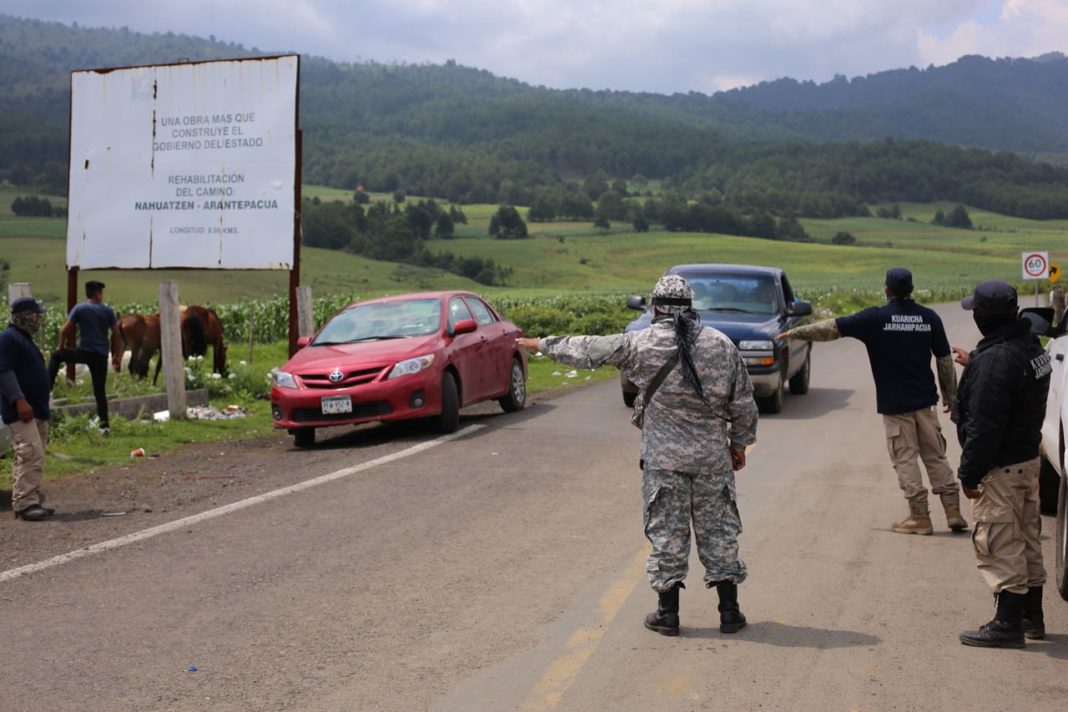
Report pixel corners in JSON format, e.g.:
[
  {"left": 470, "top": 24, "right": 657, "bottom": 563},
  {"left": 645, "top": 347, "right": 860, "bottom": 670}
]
[{"left": 1036, "top": 308, "right": 1068, "bottom": 602}]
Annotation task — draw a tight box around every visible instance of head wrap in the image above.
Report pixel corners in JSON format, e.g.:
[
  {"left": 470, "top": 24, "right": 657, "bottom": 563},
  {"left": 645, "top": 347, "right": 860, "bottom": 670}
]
[{"left": 651, "top": 274, "right": 706, "bottom": 400}]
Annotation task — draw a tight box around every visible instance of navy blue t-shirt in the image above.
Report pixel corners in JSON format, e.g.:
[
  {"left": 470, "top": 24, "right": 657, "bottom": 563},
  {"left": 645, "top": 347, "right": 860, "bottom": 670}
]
[
  {"left": 69, "top": 301, "right": 117, "bottom": 355},
  {"left": 0, "top": 325, "right": 51, "bottom": 424},
  {"left": 835, "top": 299, "right": 951, "bottom": 415}
]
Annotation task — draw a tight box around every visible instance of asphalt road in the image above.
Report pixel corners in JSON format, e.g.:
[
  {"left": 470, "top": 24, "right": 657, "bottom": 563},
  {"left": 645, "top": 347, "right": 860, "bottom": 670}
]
[{"left": 1, "top": 303, "right": 1065, "bottom": 711}]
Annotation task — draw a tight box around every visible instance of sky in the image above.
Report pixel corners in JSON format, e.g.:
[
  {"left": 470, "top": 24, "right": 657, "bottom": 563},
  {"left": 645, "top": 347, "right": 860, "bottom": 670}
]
[{"left": 4, "top": 0, "right": 1067, "bottom": 94}]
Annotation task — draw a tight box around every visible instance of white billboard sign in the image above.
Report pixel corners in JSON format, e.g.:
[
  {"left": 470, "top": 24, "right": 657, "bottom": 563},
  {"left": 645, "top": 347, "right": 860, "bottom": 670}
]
[{"left": 67, "top": 55, "right": 298, "bottom": 270}]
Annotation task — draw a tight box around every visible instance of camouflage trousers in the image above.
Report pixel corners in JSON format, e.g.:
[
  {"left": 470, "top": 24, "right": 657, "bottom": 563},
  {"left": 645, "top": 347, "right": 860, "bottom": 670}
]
[{"left": 642, "top": 467, "right": 747, "bottom": 593}]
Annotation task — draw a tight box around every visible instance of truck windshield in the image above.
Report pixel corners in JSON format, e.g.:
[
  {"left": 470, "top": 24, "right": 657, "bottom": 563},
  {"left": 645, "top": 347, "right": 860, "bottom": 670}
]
[{"left": 683, "top": 274, "right": 780, "bottom": 315}]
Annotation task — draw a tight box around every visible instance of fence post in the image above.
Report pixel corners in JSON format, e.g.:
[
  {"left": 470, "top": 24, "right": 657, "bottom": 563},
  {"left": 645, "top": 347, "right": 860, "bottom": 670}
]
[
  {"left": 297, "top": 286, "right": 314, "bottom": 339},
  {"left": 159, "top": 281, "right": 186, "bottom": 419},
  {"left": 1052, "top": 285, "right": 1066, "bottom": 327}
]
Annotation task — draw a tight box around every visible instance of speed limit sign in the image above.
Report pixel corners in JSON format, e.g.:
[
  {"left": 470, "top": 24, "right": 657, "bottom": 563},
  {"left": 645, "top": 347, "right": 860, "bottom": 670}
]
[{"left": 1021, "top": 251, "right": 1049, "bottom": 280}]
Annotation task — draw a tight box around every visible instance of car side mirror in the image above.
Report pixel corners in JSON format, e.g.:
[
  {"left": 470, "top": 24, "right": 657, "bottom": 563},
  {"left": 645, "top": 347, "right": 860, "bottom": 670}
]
[
  {"left": 627, "top": 295, "right": 647, "bottom": 311},
  {"left": 787, "top": 300, "right": 813, "bottom": 317},
  {"left": 1019, "top": 307, "right": 1057, "bottom": 337},
  {"left": 297, "top": 336, "right": 311, "bottom": 349},
  {"left": 451, "top": 319, "right": 478, "bottom": 336}
]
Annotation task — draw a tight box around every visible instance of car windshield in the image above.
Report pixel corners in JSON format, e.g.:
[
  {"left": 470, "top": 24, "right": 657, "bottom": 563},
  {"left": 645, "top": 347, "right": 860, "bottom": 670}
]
[
  {"left": 312, "top": 298, "right": 442, "bottom": 345},
  {"left": 682, "top": 274, "right": 780, "bottom": 315}
]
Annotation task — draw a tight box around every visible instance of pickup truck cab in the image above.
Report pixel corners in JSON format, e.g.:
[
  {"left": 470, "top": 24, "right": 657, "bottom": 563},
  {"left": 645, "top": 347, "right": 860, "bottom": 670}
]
[
  {"left": 623, "top": 264, "right": 813, "bottom": 413},
  {"left": 1036, "top": 307, "right": 1068, "bottom": 601}
]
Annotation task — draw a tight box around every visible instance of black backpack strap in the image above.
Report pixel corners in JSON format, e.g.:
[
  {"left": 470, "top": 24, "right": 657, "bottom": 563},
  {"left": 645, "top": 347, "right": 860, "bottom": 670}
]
[{"left": 643, "top": 351, "right": 679, "bottom": 405}]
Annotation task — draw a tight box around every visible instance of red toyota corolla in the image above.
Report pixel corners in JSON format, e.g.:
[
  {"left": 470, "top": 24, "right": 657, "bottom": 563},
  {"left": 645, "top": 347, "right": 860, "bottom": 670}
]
[{"left": 270, "top": 291, "right": 527, "bottom": 447}]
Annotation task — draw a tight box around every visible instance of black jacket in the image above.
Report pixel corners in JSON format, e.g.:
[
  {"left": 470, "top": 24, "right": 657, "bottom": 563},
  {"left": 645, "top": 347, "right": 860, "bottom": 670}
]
[
  {"left": 952, "top": 318, "right": 1051, "bottom": 488},
  {"left": 0, "top": 324, "right": 51, "bottom": 424}
]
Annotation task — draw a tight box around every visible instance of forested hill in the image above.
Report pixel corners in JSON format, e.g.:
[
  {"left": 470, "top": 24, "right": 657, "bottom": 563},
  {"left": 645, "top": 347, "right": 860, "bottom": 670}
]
[
  {"left": 705, "top": 53, "right": 1068, "bottom": 157},
  {"left": 3, "top": 14, "right": 1068, "bottom": 220}
]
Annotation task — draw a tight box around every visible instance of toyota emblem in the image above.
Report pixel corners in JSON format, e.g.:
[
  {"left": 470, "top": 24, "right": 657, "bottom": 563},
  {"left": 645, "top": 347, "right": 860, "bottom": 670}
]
[{"left": 329, "top": 368, "right": 344, "bottom": 383}]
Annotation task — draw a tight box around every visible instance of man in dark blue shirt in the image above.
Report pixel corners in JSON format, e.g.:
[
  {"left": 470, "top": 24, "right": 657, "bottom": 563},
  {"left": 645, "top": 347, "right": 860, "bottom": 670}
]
[
  {"left": 781, "top": 268, "right": 964, "bottom": 535},
  {"left": 48, "top": 280, "right": 118, "bottom": 435},
  {"left": 0, "top": 297, "right": 55, "bottom": 520}
]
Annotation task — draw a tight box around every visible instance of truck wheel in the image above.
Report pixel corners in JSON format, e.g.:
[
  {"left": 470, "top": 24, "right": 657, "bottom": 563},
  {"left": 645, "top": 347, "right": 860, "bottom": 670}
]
[
  {"left": 1040, "top": 454, "right": 1060, "bottom": 515},
  {"left": 1056, "top": 474, "right": 1068, "bottom": 602},
  {"left": 757, "top": 375, "right": 784, "bottom": 414},
  {"left": 788, "top": 351, "right": 811, "bottom": 395}
]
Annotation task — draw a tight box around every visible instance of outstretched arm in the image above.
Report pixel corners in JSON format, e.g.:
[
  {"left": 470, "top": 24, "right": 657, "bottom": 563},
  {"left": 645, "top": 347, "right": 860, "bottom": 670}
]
[
  {"left": 780, "top": 319, "right": 841, "bottom": 342},
  {"left": 517, "top": 334, "right": 630, "bottom": 370},
  {"left": 935, "top": 354, "right": 957, "bottom": 412}
]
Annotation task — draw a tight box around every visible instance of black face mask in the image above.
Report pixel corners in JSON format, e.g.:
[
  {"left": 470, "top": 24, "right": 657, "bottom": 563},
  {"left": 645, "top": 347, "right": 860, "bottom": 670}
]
[{"left": 973, "top": 311, "right": 1013, "bottom": 336}]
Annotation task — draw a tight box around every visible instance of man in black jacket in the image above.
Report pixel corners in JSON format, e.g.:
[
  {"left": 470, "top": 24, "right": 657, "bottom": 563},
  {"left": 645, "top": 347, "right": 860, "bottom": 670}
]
[{"left": 952, "top": 280, "right": 1051, "bottom": 648}]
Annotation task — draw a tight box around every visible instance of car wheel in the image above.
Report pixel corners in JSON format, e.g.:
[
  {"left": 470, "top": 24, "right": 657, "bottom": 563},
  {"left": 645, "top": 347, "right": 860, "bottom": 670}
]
[
  {"left": 499, "top": 357, "right": 527, "bottom": 412},
  {"left": 788, "top": 351, "right": 811, "bottom": 395},
  {"left": 757, "top": 374, "right": 784, "bottom": 414},
  {"left": 1057, "top": 473, "right": 1068, "bottom": 602},
  {"left": 1039, "top": 453, "right": 1060, "bottom": 515},
  {"left": 292, "top": 427, "right": 315, "bottom": 448},
  {"left": 435, "top": 372, "right": 460, "bottom": 434}
]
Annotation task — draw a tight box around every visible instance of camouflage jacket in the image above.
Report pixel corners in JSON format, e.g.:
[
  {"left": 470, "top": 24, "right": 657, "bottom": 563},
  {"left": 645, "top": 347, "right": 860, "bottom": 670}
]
[{"left": 539, "top": 319, "right": 758, "bottom": 474}]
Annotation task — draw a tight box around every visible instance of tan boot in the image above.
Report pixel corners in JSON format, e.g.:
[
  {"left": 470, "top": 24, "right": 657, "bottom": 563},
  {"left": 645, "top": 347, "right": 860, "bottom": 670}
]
[
  {"left": 940, "top": 491, "right": 969, "bottom": 532},
  {"left": 891, "top": 499, "right": 934, "bottom": 535}
]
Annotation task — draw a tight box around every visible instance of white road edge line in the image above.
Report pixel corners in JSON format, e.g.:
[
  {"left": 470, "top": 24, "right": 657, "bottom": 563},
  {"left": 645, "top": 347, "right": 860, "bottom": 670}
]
[{"left": 1, "top": 424, "right": 485, "bottom": 584}]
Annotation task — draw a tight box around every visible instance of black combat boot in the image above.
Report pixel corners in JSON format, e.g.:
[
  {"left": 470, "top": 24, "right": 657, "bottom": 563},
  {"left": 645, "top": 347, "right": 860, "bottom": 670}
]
[
  {"left": 716, "top": 580, "right": 747, "bottom": 634},
  {"left": 644, "top": 582, "right": 683, "bottom": 636},
  {"left": 959, "top": 591, "right": 1025, "bottom": 649},
  {"left": 1022, "top": 586, "right": 1045, "bottom": 640}
]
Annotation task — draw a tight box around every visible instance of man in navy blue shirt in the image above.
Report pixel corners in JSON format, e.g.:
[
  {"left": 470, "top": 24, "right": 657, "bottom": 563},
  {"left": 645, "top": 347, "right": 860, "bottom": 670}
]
[
  {"left": 48, "top": 280, "right": 118, "bottom": 435},
  {"left": 0, "top": 297, "right": 55, "bottom": 520},
  {"left": 781, "top": 268, "right": 964, "bottom": 535}
]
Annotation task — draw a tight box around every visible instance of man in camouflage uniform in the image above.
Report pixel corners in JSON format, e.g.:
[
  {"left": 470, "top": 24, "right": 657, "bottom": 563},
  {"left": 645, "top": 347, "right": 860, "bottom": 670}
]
[
  {"left": 518, "top": 275, "right": 758, "bottom": 636},
  {"left": 780, "top": 268, "right": 964, "bottom": 535}
]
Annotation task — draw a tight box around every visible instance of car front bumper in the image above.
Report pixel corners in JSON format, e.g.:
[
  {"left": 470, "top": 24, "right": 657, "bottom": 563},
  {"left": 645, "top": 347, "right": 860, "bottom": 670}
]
[{"left": 271, "top": 369, "right": 441, "bottom": 430}]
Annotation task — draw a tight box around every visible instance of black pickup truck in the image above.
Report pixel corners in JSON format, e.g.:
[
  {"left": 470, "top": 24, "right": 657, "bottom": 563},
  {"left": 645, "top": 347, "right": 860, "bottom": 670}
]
[{"left": 622, "top": 264, "right": 814, "bottom": 413}]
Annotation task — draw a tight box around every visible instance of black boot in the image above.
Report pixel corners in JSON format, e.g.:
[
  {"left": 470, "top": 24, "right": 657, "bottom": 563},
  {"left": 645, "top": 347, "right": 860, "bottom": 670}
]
[
  {"left": 960, "top": 591, "right": 1025, "bottom": 649},
  {"left": 644, "top": 583, "right": 682, "bottom": 636},
  {"left": 715, "top": 580, "right": 747, "bottom": 634},
  {"left": 1022, "top": 586, "right": 1045, "bottom": 640}
]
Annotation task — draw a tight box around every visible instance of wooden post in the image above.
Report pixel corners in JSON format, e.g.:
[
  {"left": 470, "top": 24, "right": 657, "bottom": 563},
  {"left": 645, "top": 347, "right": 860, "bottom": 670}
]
[
  {"left": 7, "top": 282, "right": 32, "bottom": 301},
  {"left": 1052, "top": 285, "right": 1066, "bottom": 327},
  {"left": 66, "top": 268, "right": 78, "bottom": 381},
  {"left": 159, "top": 281, "right": 186, "bottom": 419},
  {"left": 297, "top": 286, "right": 314, "bottom": 339}
]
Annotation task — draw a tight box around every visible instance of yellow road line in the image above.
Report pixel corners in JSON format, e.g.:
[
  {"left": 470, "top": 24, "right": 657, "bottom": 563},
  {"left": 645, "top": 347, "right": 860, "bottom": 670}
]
[{"left": 520, "top": 546, "right": 648, "bottom": 711}]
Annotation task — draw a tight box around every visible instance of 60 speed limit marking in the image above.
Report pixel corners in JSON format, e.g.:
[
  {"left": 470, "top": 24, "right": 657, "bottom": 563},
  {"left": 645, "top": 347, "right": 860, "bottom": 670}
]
[{"left": 1021, "top": 251, "right": 1049, "bottom": 280}]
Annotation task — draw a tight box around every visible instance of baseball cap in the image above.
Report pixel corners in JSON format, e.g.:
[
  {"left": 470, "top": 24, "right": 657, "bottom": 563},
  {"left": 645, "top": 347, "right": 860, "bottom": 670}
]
[
  {"left": 10, "top": 297, "right": 45, "bottom": 315},
  {"left": 885, "top": 267, "right": 913, "bottom": 292},
  {"left": 961, "top": 280, "right": 1018, "bottom": 314}
]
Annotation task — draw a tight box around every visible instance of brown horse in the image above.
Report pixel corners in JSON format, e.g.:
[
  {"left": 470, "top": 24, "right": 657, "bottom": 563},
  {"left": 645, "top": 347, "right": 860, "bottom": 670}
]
[
  {"left": 181, "top": 305, "right": 228, "bottom": 378},
  {"left": 110, "top": 306, "right": 227, "bottom": 385},
  {"left": 111, "top": 313, "right": 161, "bottom": 380}
]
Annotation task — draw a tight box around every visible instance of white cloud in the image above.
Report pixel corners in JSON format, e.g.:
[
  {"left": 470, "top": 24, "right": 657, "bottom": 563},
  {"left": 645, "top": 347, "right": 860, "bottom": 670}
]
[{"left": 3, "top": 1, "right": 1064, "bottom": 93}]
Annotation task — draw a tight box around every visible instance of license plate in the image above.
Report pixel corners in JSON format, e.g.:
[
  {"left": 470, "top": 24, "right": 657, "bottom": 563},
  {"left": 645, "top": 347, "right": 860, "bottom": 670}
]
[{"left": 321, "top": 395, "right": 353, "bottom": 415}]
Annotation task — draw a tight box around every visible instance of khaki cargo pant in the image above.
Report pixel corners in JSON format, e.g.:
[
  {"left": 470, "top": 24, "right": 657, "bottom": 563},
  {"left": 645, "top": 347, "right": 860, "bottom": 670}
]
[
  {"left": 8, "top": 418, "right": 48, "bottom": 513},
  {"left": 882, "top": 407, "right": 958, "bottom": 503},
  {"left": 971, "top": 458, "right": 1046, "bottom": 595}
]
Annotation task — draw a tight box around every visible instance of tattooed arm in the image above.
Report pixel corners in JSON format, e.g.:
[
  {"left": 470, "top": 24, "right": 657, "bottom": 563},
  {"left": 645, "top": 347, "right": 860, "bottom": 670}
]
[{"left": 936, "top": 354, "right": 957, "bottom": 411}]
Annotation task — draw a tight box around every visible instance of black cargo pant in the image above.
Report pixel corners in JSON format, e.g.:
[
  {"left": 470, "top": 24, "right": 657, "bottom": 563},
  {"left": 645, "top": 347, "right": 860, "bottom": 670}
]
[{"left": 49, "top": 348, "right": 110, "bottom": 428}]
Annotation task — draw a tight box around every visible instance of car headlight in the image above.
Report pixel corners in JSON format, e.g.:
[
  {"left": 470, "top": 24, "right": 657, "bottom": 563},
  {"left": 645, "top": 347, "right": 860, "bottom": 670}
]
[
  {"left": 739, "top": 340, "right": 775, "bottom": 351},
  {"left": 388, "top": 354, "right": 436, "bottom": 380},
  {"left": 271, "top": 369, "right": 298, "bottom": 389}
]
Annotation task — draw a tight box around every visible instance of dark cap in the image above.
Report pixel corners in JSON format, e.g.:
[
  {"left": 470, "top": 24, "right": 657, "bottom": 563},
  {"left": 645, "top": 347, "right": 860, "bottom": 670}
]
[
  {"left": 885, "top": 267, "right": 913, "bottom": 292},
  {"left": 10, "top": 297, "right": 45, "bottom": 315},
  {"left": 961, "top": 280, "right": 1018, "bottom": 314}
]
